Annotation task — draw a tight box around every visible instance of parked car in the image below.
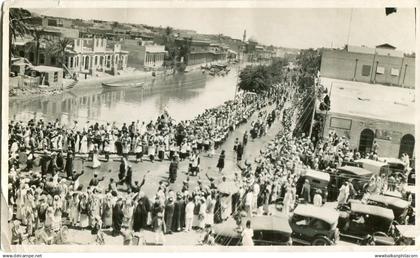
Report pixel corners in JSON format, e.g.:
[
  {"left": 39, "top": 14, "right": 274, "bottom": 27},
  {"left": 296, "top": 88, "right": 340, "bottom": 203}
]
[
  {"left": 365, "top": 194, "right": 411, "bottom": 224},
  {"left": 300, "top": 169, "right": 330, "bottom": 202},
  {"left": 355, "top": 159, "right": 390, "bottom": 176},
  {"left": 338, "top": 202, "right": 395, "bottom": 245},
  {"left": 328, "top": 166, "right": 373, "bottom": 201},
  {"left": 213, "top": 215, "right": 292, "bottom": 246},
  {"left": 289, "top": 204, "right": 340, "bottom": 245}
]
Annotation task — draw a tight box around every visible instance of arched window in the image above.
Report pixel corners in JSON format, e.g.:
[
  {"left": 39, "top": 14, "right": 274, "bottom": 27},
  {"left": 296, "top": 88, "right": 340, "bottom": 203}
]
[
  {"left": 399, "top": 134, "right": 415, "bottom": 158},
  {"left": 359, "top": 128, "right": 374, "bottom": 154}
]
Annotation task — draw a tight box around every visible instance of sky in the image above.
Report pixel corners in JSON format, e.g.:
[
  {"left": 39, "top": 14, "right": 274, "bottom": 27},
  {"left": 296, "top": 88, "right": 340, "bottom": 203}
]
[{"left": 32, "top": 8, "right": 416, "bottom": 52}]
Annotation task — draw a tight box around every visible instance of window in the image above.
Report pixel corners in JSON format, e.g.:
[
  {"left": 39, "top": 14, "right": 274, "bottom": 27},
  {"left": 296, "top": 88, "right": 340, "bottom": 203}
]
[
  {"left": 54, "top": 72, "right": 58, "bottom": 82},
  {"left": 376, "top": 66, "right": 385, "bottom": 74},
  {"left": 362, "top": 65, "right": 371, "bottom": 76},
  {"left": 391, "top": 68, "right": 399, "bottom": 76},
  {"left": 95, "top": 56, "right": 98, "bottom": 65},
  {"left": 18, "top": 51, "right": 24, "bottom": 57},
  {"left": 51, "top": 56, "right": 56, "bottom": 65},
  {"left": 96, "top": 39, "right": 99, "bottom": 47}
]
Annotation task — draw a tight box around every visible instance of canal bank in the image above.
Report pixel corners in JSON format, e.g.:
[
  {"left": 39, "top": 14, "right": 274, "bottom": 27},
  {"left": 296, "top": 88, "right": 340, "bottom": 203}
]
[{"left": 9, "top": 68, "right": 237, "bottom": 125}]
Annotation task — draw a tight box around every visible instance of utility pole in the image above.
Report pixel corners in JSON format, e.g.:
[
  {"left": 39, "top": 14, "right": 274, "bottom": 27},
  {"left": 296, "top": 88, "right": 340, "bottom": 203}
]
[{"left": 308, "top": 76, "right": 317, "bottom": 139}]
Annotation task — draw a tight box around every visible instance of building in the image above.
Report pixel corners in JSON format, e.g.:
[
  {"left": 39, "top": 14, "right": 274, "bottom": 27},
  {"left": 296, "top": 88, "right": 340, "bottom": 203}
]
[
  {"left": 319, "top": 77, "right": 415, "bottom": 158},
  {"left": 29, "top": 15, "right": 74, "bottom": 28},
  {"left": 30, "top": 66, "right": 64, "bottom": 87},
  {"left": 14, "top": 37, "right": 129, "bottom": 75},
  {"left": 184, "top": 39, "right": 211, "bottom": 66},
  {"left": 178, "top": 39, "right": 229, "bottom": 66},
  {"left": 121, "top": 39, "right": 166, "bottom": 70},
  {"left": 64, "top": 37, "right": 129, "bottom": 75},
  {"left": 320, "top": 44, "right": 415, "bottom": 88}
]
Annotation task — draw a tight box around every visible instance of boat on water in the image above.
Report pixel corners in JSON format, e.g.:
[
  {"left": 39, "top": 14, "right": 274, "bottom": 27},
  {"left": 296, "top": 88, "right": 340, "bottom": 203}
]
[{"left": 101, "top": 81, "right": 144, "bottom": 88}]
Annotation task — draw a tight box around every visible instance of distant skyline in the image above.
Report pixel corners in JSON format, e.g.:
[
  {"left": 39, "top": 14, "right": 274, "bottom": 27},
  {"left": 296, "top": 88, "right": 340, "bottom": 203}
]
[{"left": 32, "top": 8, "right": 416, "bottom": 52}]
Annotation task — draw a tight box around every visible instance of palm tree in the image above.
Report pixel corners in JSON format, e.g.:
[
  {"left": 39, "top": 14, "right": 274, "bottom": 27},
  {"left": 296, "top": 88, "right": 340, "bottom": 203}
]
[
  {"left": 31, "top": 27, "right": 45, "bottom": 66},
  {"left": 9, "top": 8, "right": 31, "bottom": 47},
  {"left": 9, "top": 8, "right": 31, "bottom": 68},
  {"left": 46, "top": 38, "right": 73, "bottom": 66}
]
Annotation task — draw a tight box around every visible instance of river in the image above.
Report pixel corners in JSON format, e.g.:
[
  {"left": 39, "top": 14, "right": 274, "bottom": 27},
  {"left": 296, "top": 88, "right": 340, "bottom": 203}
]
[{"left": 9, "top": 70, "right": 238, "bottom": 126}]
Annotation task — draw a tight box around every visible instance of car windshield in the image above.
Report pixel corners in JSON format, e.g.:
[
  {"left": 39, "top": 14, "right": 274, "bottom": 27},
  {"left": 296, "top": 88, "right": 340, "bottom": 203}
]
[{"left": 364, "top": 215, "right": 391, "bottom": 232}]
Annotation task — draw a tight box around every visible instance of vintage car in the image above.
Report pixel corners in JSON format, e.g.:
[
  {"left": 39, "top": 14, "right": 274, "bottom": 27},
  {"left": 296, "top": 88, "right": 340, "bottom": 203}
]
[
  {"left": 365, "top": 194, "right": 411, "bottom": 224},
  {"left": 338, "top": 202, "right": 395, "bottom": 245},
  {"left": 300, "top": 169, "right": 330, "bottom": 202},
  {"left": 289, "top": 204, "right": 340, "bottom": 245},
  {"left": 328, "top": 166, "right": 373, "bottom": 201},
  {"left": 394, "top": 225, "right": 416, "bottom": 245},
  {"left": 355, "top": 159, "right": 390, "bottom": 176},
  {"left": 213, "top": 215, "right": 292, "bottom": 246},
  {"left": 378, "top": 157, "right": 406, "bottom": 176}
]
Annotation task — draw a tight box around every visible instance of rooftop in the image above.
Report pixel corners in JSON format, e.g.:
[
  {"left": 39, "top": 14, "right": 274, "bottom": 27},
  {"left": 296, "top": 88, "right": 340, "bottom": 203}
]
[
  {"left": 320, "top": 77, "right": 415, "bottom": 125},
  {"left": 31, "top": 65, "right": 63, "bottom": 73}
]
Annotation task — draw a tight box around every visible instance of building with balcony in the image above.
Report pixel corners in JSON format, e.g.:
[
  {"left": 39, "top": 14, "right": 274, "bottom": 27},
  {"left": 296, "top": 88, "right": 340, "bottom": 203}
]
[{"left": 64, "top": 37, "right": 129, "bottom": 75}]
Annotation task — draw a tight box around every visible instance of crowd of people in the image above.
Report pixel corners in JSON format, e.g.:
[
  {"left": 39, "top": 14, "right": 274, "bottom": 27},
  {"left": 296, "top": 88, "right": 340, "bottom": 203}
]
[
  {"left": 7, "top": 79, "right": 414, "bottom": 246},
  {"left": 8, "top": 87, "right": 288, "bottom": 245}
]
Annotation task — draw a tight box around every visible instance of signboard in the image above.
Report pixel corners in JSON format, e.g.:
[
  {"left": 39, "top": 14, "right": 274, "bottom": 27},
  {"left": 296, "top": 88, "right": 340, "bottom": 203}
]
[
  {"left": 375, "top": 129, "right": 392, "bottom": 140},
  {"left": 330, "top": 117, "right": 352, "bottom": 130}
]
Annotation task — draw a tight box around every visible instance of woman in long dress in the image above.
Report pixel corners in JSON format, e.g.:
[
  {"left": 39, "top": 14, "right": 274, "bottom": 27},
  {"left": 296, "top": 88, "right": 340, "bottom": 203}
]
[
  {"left": 241, "top": 220, "right": 254, "bottom": 246},
  {"left": 92, "top": 145, "right": 101, "bottom": 169},
  {"left": 109, "top": 133, "right": 116, "bottom": 154},
  {"left": 101, "top": 194, "right": 113, "bottom": 229},
  {"left": 204, "top": 194, "right": 216, "bottom": 226},
  {"left": 79, "top": 194, "right": 90, "bottom": 229},
  {"left": 80, "top": 134, "right": 88, "bottom": 154},
  {"left": 135, "top": 136, "right": 143, "bottom": 162},
  {"left": 216, "top": 150, "right": 225, "bottom": 173},
  {"left": 75, "top": 132, "right": 81, "bottom": 153}
]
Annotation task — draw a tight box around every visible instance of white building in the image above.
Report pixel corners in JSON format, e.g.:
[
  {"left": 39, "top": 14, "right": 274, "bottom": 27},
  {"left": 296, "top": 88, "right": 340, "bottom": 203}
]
[{"left": 65, "top": 37, "right": 129, "bottom": 75}]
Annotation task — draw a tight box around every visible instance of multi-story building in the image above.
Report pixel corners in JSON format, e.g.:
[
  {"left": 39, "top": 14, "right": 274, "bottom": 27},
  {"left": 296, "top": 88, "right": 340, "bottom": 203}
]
[
  {"left": 320, "top": 44, "right": 415, "bottom": 88},
  {"left": 64, "top": 37, "right": 129, "bottom": 75},
  {"left": 14, "top": 37, "right": 129, "bottom": 76},
  {"left": 121, "top": 39, "right": 166, "bottom": 70}
]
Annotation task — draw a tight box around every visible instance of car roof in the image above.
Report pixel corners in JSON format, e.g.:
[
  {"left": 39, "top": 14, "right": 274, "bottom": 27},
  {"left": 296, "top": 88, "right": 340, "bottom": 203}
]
[
  {"left": 355, "top": 159, "right": 389, "bottom": 168},
  {"left": 213, "top": 215, "right": 292, "bottom": 237},
  {"left": 350, "top": 202, "right": 395, "bottom": 220},
  {"left": 305, "top": 169, "right": 330, "bottom": 182},
  {"left": 395, "top": 225, "right": 417, "bottom": 238},
  {"left": 337, "top": 166, "right": 373, "bottom": 176},
  {"left": 378, "top": 157, "right": 405, "bottom": 165},
  {"left": 383, "top": 190, "right": 403, "bottom": 199},
  {"left": 293, "top": 204, "right": 339, "bottom": 225},
  {"left": 368, "top": 194, "right": 411, "bottom": 209}
]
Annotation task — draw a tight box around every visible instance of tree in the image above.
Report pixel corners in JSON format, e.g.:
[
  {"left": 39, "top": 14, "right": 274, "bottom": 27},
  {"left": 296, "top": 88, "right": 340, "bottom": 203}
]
[
  {"left": 32, "top": 27, "right": 45, "bottom": 66},
  {"left": 9, "top": 8, "right": 31, "bottom": 68},
  {"left": 238, "top": 65, "right": 272, "bottom": 93},
  {"left": 296, "top": 48, "right": 321, "bottom": 77},
  {"left": 45, "top": 38, "right": 73, "bottom": 73}
]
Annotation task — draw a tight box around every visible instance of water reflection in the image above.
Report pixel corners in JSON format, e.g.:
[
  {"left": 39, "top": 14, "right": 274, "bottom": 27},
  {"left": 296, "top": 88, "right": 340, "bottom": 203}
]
[{"left": 9, "top": 70, "right": 237, "bottom": 126}]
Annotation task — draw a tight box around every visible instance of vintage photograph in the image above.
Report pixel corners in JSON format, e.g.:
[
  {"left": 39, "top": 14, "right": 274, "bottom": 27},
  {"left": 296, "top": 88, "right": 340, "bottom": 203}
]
[{"left": 3, "top": 5, "right": 417, "bottom": 249}]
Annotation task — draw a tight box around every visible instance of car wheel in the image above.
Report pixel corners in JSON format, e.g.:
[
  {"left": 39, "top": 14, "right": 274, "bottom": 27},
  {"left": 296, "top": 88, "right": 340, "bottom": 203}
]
[{"left": 312, "top": 237, "right": 330, "bottom": 246}]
